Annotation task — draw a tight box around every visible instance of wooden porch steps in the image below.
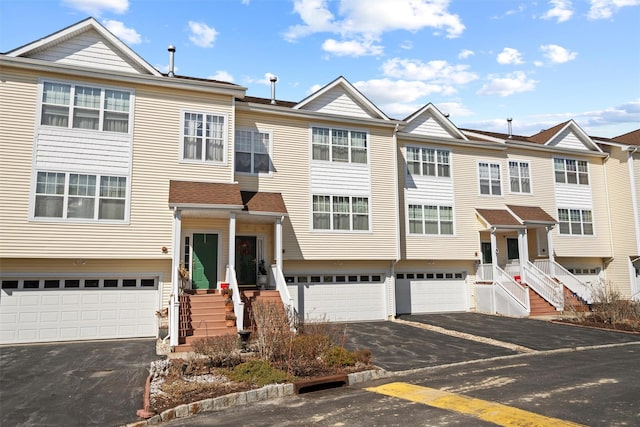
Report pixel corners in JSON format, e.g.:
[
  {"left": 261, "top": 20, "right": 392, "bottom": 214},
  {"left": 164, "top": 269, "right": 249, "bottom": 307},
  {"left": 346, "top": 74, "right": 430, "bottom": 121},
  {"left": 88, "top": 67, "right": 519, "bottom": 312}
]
[
  {"left": 241, "top": 290, "right": 284, "bottom": 331},
  {"left": 528, "top": 287, "right": 560, "bottom": 316},
  {"left": 563, "top": 287, "right": 590, "bottom": 313}
]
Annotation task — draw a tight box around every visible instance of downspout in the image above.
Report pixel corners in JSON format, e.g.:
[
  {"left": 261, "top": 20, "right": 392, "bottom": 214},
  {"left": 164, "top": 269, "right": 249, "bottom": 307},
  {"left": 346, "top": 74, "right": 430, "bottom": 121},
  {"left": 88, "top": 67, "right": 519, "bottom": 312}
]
[
  {"left": 390, "top": 123, "right": 401, "bottom": 319},
  {"left": 169, "top": 207, "right": 181, "bottom": 347},
  {"left": 602, "top": 153, "right": 615, "bottom": 285},
  {"left": 628, "top": 148, "right": 640, "bottom": 256}
]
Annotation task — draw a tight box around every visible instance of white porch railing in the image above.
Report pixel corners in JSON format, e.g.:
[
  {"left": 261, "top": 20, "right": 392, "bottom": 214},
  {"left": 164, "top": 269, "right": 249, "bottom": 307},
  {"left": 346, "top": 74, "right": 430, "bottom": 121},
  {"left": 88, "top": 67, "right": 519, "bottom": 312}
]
[
  {"left": 534, "top": 259, "right": 594, "bottom": 304},
  {"left": 270, "top": 264, "right": 297, "bottom": 322},
  {"left": 476, "top": 263, "right": 494, "bottom": 282},
  {"left": 495, "top": 266, "right": 530, "bottom": 312},
  {"left": 225, "top": 265, "right": 245, "bottom": 331},
  {"left": 169, "top": 291, "right": 179, "bottom": 347},
  {"left": 523, "top": 261, "right": 564, "bottom": 310}
]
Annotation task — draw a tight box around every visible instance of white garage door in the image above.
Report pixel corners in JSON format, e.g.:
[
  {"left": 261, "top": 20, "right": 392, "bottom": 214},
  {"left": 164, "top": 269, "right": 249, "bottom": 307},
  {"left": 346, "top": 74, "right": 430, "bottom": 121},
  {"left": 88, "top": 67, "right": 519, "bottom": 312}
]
[
  {"left": 286, "top": 273, "right": 386, "bottom": 322},
  {"left": 395, "top": 272, "right": 467, "bottom": 314},
  {"left": 0, "top": 276, "right": 159, "bottom": 344}
]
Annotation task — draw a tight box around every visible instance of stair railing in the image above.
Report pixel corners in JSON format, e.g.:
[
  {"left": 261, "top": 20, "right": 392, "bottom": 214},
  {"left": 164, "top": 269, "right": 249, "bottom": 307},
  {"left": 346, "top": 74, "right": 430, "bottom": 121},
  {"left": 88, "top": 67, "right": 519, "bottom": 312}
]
[
  {"left": 523, "top": 261, "right": 564, "bottom": 310},
  {"left": 494, "top": 266, "right": 530, "bottom": 312},
  {"left": 534, "top": 259, "right": 593, "bottom": 304},
  {"left": 225, "top": 265, "right": 244, "bottom": 331},
  {"left": 271, "top": 264, "right": 297, "bottom": 324}
]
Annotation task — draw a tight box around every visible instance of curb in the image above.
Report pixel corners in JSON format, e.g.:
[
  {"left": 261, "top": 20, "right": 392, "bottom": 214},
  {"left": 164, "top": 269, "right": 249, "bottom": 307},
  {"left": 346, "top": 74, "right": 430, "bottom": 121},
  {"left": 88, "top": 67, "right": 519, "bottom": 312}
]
[{"left": 123, "top": 369, "right": 387, "bottom": 426}]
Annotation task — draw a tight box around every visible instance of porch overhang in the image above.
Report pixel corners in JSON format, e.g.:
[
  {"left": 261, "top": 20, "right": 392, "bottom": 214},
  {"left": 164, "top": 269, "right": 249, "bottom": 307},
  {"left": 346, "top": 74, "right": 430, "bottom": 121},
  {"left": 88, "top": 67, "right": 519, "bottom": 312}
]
[
  {"left": 506, "top": 205, "right": 557, "bottom": 228},
  {"left": 475, "top": 208, "right": 524, "bottom": 231}
]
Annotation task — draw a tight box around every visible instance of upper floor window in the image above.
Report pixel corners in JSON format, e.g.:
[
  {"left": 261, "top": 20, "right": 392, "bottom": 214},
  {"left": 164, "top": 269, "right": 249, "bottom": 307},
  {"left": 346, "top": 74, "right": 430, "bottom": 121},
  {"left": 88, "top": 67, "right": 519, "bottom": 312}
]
[
  {"left": 40, "top": 81, "right": 131, "bottom": 133},
  {"left": 182, "top": 112, "right": 225, "bottom": 162},
  {"left": 479, "top": 162, "right": 501, "bottom": 196},
  {"left": 508, "top": 160, "right": 531, "bottom": 193},
  {"left": 408, "top": 204, "right": 453, "bottom": 235},
  {"left": 312, "top": 195, "right": 369, "bottom": 231},
  {"left": 235, "top": 129, "right": 271, "bottom": 174},
  {"left": 311, "top": 127, "right": 367, "bottom": 164},
  {"left": 34, "top": 171, "right": 127, "bottom": 221},
  {"left": 558, "top": 208, "right": 593, "bottom": 235},
  {"left": 554, "top": 158, "right": 589, "bottom": 185},
  {"left": 406, "top": 147, "right": 450, "bottom": 177}
]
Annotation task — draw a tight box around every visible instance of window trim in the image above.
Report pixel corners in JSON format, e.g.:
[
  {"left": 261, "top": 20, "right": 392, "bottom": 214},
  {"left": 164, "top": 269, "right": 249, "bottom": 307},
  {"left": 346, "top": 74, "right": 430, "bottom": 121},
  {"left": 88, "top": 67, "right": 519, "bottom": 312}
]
[
  {"left": 553, "top": 157, "right": 590, "bottom": 185},
  {"left": 311, "top": 194, "right": 371, "bottom": 232},
  {"left": 179, "top": 110, "right": 228, "bottom": 165},
  {"left": 508, "top": 159, "right": 532, "bottom": 194},
  {"left": 557, "top": 208, "right": 594, "bottom": 236},
  {"left": 310, "top": 125, "right": 369, "bottom": 164},
  {"left": 30, "top": 170, "right": 130, "bottom": 223},
  {"left": 407, "top": 203, "right": 455, "bottom": 236},
  {"left": 234, "top": 128, "right": 273, "bottom": 176},
  {"left": 37, "top": 78, "right": 133, "bottom": 135},
  {"left": 406, "top": 146, "right": 451, "bottom": 178},
  {"left": 478, "top": 161, "right": 502, "bottom": 196}
]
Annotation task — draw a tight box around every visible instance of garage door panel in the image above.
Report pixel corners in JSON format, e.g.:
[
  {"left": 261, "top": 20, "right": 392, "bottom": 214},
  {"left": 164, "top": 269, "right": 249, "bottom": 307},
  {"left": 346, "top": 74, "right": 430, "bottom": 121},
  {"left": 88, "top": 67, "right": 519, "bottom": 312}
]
[{"left": 396, "top": 278, "right": 467, "bottom": 314}]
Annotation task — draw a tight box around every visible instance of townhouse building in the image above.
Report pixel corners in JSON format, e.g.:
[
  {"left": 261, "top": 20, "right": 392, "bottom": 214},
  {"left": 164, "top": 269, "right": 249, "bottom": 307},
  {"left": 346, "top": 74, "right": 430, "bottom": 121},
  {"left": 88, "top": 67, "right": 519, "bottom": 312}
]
[{"left": 0, "top": 18, "right": 637, "bottom": 346}]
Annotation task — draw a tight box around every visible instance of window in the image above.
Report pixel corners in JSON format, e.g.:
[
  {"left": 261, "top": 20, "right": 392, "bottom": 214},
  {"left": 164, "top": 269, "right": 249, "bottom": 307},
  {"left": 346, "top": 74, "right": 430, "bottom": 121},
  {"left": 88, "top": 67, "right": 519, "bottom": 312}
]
[
  {"left": 34, "top": 171, "right": 127, "bottom": 221},
  {"left": 312, "top": 195, "right": 369, "bottom": 231},
  {"left": 235, "top": 129, "right": 271, "bottom": 174},
  {"left": 554, "top": 158, "right": 589, "bottom": 185},
  {"left": 40, "top": 81, "right": 131, "bottom": 133},
  {"left": 509, "top": 161, "right": 531, "bottom": 193},
  {"left": 558, "top": 208, "right": 593, "bottom": 235},
  {"left": 479, "top": 162, "right": 501, "bottom": 195},
  {"left": 182, "top": 112, "right": 225, "bottom": 162},
  {"left": 406, "top": 147, "right": 451, "bottom": 177},
  {"left": 408, "top": 204, "right": 454, "bottom": 235},
  {"left": 311, "top": 127, "right": 367, "bottom": 164}
]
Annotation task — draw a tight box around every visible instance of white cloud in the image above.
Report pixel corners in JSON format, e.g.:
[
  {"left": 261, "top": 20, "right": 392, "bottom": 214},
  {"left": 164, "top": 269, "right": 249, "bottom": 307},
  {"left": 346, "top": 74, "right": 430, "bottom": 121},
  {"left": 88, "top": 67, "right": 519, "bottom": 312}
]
[
  {"left": 542, "top": 0, "right": 574, "bottom": 23},
  {"left": 458, "top": 49, "right": 474, "bottom": 59},
  {"left": 477, "top": 71, "right": 537, "bottom": 96},
  {"left": 245, "top": 73, "right": 278, "bottom": 86},
  {"left": 540, "top": 44, "right": 577, "bottom": 63},
  {"left": 284, "top": 0, "right": 338, "bottom": 41},
  {"left": 188, "top": 21, "right": 218, "bottom": 48},
  {"left": 434, "top": 101, "right": 474, "bottom": 117},
  {"left": 382, "top": 58, "right": 478, "bottom": 85},
  {"left": 208, "top": 70, "right": 234, "bottom": 82},
  {"left": 400, "top": 40, "right": 414, "bottom": 50},
  {"left": 102, "top": 19, "right": 141, "bottom": 44},
  {"left": 156, "top": 64, "right": 179, "bottom": 74},
  {"left": 497, "top": 48, "right": 524, "bottom": 65},
  {"left": 588, "top": 0, "right": 640, "bottom": 19},
  {"left": 322, "top": 38, "right": 383, "bottom": 56},
  {"left": 62, "top": 0, "right": 128, "bottom": 16},
  {"left": 354, "top": 78, "right": 450, "bottom": 105}
]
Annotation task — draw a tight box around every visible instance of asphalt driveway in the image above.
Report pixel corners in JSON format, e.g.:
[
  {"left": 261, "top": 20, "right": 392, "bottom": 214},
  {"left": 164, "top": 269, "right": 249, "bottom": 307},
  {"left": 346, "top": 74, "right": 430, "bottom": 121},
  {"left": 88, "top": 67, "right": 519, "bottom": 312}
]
[{"left": 0, "top": 338, "right": 157, "bottom": 427}]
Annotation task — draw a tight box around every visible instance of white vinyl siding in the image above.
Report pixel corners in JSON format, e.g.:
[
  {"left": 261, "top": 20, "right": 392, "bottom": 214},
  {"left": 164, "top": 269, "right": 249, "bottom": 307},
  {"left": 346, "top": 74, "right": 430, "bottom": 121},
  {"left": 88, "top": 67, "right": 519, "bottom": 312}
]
[
  {"left": 181, "top": 111, "right": 226, "bottom": 163},
  {"left": 558, "top": 208, "right": 593, "bottom": 236},
  {"left": 311, "top": 126, "right": 367, "bottom": 164},
  {"left": 406, "top": 146, "right": 450, "bottom": 177},
  {"left": 235, "top": 129, "right": 271, "bottom": 174},
  {"left": 312, "top": 195, "right": 369, "bottom": 231},
  {"left": 509, "top": 160, "right": 531, "bottom": 193},
  {"left": 478, "top": 162, "right": 502, "bottom": 196}
]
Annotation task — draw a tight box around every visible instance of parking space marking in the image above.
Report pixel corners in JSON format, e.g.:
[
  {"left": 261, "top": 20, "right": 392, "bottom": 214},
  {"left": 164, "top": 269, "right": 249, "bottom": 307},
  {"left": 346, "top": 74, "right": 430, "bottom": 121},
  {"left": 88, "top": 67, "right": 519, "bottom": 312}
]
[{"left": 366, "top": 382, "right": 585, "bottom": 427}]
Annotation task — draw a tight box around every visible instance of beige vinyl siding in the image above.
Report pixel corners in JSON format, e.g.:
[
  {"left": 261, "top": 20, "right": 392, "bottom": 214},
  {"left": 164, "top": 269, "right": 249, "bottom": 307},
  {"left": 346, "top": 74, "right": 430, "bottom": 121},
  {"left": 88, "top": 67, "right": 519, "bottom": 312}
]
[
  {"left": 300, "top": 87, "right": 374, "bottom": 119},
  {"left": 235, "top": 111, "right": 398, "bottom": 260}
]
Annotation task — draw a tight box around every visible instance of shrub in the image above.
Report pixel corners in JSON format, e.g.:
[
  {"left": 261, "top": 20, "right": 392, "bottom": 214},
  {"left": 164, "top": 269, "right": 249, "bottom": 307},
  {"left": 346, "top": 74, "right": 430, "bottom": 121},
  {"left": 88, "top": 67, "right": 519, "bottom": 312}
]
[
  {"left": 251, "top": 299, "right": 294, "bottom": 362},
  {"left": 192, "top": 334, "right": 241, "bottom": 368},
  {"left": 229, "top": 360, "right": 291, "bottom": 386},
  {"left": 353, "top": 348, "right": 372, "bottom": 365},
  {"left": 323, "top": 346, "right": 356, "bottom": 367}
]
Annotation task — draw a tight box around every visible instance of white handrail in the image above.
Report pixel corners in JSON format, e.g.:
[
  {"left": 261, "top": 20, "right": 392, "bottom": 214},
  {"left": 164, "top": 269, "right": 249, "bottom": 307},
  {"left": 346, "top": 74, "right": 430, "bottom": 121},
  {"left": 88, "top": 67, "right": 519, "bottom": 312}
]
[
  {"left": 225, "top": 265, "right": 245, "bottom": 331},
  {"left": 495, "top": 266, "right": 530, "bottom": 312},
  {"left": 270, "top": 264, "right": 296, "bottom": 321},
  {"left": 523, "top": 261, "right": 564, "bottom": 310},
  {"left": 534, "top": 259, "right": 593, "bottom": 304}
]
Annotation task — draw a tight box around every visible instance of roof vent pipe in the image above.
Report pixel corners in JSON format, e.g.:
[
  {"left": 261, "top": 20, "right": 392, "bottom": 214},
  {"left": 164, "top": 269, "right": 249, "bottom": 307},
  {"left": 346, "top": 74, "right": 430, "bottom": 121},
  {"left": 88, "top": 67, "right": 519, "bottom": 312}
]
[
  {"left": 507, "top": 118, "right": 513, "bottom": 138},
  {"left": 167, "top": 45, "right": 176, "bottom": 77},
  {"left": 269, "top": 76, "right": 278, "bottom": 105}
]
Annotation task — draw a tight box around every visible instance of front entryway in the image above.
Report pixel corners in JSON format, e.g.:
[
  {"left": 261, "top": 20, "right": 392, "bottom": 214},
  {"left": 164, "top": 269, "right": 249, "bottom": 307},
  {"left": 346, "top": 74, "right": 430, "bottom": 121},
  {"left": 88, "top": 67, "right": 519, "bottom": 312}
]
[
  {"left": 192, "top": 233, "right": 218, "bottom": 290},
  {"left": 507, "top": 238, "right": 519, "bottom": 262},
  {"left": 481, "top": 242, "right": 492, "bottom": 264},
  {"left": 236, "top": 235, "right": 257, "bottom": 286}
]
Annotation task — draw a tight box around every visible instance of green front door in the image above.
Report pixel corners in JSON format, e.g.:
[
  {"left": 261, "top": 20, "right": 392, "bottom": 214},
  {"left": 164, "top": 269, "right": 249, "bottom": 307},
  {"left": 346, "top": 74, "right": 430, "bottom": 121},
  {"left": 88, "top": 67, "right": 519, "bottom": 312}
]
[
  {"left": 192, "top": 233, "right": 218, "bottom": 290},
  {"left": 236, "top": 236, "right": 257, "bottom": 286}
]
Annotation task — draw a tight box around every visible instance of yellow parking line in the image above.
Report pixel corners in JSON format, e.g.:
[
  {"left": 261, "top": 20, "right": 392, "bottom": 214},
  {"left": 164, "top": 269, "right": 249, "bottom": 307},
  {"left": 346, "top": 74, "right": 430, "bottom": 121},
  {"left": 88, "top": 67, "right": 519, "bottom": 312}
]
[{"left": 366, "top": 382, "right": 585, "bottom": 427}]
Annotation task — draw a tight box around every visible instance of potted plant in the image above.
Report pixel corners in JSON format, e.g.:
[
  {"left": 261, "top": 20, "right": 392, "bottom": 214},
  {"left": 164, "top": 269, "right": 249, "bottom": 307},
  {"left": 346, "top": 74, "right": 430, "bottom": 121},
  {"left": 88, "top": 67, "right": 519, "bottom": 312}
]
[
  {"left": 257, "top": 260, "right": 268, "bottom": 289},
  {"left": 225, "top": 313, "right": 236, "bottom": 327}
]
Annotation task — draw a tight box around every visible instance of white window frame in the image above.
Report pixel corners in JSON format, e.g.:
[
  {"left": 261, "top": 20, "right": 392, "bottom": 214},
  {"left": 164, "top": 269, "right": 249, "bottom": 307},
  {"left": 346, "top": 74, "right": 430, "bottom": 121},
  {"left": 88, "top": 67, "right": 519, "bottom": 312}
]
[
  {"left": 508, "top": 160, "right": 531, "bottom": 194},
  {"left": 31, "top": 171, "right": 129, "bottom": 223},
  {"left": 234, "top": 128, "right": 273, "bottom": 175},
  {"left": 311, "top": 195, "right": 370, "bottom": 232},
  {"left": 478, "top": 161, "right": 502, "bottom": 196},
  {"left": 557, "top": 208, "right": 594, "bottom": 236},
  {"left": 554, "top": 158, "right": 589, "bottom": 185},
  {"left": 38, "top": 79, "right": 133, "bottom": 134},
  {"left": 310, "top": 126, "right": 368, "bottom": 164},
  {"left": 407, "top": 203, "right": 454, "bottom": 236},
  {"left": 180, "top": 110, "right": 227, "bottom": 164},
  {"left": 406, "top": 146, "right": 451, "bottom": 178}
]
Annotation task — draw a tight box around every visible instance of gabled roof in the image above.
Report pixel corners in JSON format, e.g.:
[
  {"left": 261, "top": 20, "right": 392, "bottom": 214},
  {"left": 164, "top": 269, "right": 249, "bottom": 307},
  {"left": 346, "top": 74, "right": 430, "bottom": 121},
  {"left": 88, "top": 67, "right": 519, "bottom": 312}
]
[
  {"left": 169, "top": 181, "right": 244, "bottom": 208},
  {"left": 476, "top": 209, "right": 523, "bottom": 229},
  {"left": 529, "top": 120, "right": 602, "bottom": 152},
  {"left": 293, "top": 76, "right": 390, "bottom": 120},
  {"left": 5, "top": 17, "right": 161, "bottom": 76},
  {"left": 613, "top": 129, "right": 640, "bottom": 146},
  {"left": 241, "top": 191, "right": 288, "bottom": 214},
  {"left": 506, "top": 205, "right": 556, "bottom": 225},
  {"left": 402, "top": 103, "right": 468, "bottom": 140}
]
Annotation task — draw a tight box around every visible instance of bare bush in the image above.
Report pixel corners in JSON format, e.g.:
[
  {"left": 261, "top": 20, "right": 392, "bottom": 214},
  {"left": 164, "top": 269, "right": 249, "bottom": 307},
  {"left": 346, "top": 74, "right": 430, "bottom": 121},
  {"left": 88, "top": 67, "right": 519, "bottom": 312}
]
[
  {"left": 192, "top": 334, "right": 242, "bottom": 368},
  {"left": 251, "top": 299, "right": 294, "bottom": 362}
]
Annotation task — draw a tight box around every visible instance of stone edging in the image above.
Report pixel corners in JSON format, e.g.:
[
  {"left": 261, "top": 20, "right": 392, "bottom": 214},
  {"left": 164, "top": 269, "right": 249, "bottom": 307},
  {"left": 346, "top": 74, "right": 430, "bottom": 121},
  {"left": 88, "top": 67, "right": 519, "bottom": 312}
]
[{"left": 123, "top": 368, "right": 388, "bottom": 426}]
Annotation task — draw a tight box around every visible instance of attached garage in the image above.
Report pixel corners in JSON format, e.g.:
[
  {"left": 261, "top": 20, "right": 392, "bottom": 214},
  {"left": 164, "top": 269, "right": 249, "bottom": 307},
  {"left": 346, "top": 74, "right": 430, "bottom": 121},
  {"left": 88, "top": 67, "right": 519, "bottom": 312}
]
[
  {"left": 286, "top": 273, "right": 387, "bottom": 322},
  {"left": 0, "top": 276, "right": 160, "bottom": 344},
  {"left": 395, "top": 271, "right": 468, "bottom": 314}
]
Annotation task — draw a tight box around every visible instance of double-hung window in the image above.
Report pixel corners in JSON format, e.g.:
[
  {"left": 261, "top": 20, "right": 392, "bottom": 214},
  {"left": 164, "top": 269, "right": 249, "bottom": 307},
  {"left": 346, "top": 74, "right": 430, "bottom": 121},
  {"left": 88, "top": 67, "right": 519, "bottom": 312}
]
[
  {"left": 509, "top": 160, "right": 531, "bottom": 193},
  {"left": 406, "top": 147, "right": 450, "bottom": 177},
  {"left": 558, "top": 208, "right": 593, "bottom": 235},
  {"left": 554, "top": 158, "right": 589, "bottom": 185},
  {"left": 479, "top": 162, "right": 502, "bottom": 196},
  {"left": 408, "top": 204, "right": 453, "bottom": 235},
  {"left": 40, "top": 81, "right": 131, "bottom": 133},
  {"left": 34, "top": 171, "right": 127, "bottom": 221},
  {"left": 312, "top": 195, "right": 369, "bottom": 231},
  {"left": 311, "top": 127, "right": 367, "bottom": 164},
  {"left": 182, "top": 112, "right": 225, "bottom": 162},
  {"left": 235, "top": 129, "right": 271, "bottom": 174}
]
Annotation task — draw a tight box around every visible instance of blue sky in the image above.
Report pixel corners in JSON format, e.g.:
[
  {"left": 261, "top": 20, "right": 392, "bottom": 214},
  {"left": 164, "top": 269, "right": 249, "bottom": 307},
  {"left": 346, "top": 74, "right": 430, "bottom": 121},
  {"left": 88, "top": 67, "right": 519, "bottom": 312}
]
[{"left": 1, "top": 0, "right": 639, "bottom": 137}]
